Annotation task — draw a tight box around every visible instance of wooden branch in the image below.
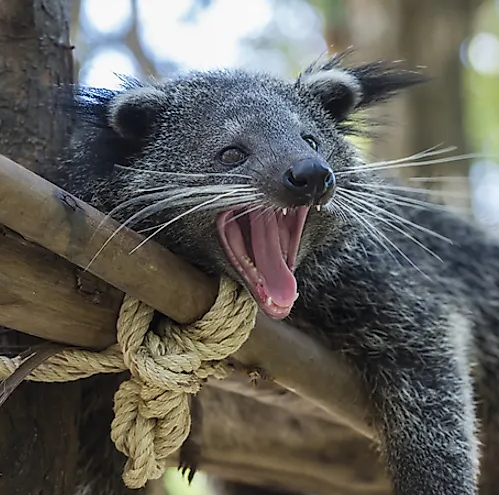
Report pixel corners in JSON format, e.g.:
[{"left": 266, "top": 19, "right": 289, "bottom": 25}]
[
  {"left": 0, "top": 153, "right": 373, "bottom": 438},
  {"left": 210, "top": 370, "right": 333, "bottom": 423},
  {"left": 235, "top": 315, "right": 373, "bottom": 437},
  {"left": 0, "top": 153, "right": 218, "bottom": 329},
  {"left": 0, "top": 226, "right": 123, "bottom": 348},
  {"left": 171, "top": 388, "right": 388, "bottom": 495}
]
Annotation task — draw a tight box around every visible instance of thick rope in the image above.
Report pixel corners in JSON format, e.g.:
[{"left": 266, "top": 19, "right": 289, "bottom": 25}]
[{"left": 0, "top": 276, "right": 257, "bottom": 489}]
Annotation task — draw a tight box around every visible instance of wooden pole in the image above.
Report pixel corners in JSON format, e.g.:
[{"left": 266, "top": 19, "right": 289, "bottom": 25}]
[
  {"left": 0, "top": 153, "right": 218, "bottom": 331},
  {"left": 177, "top": 387, "right": 388, "bottom": 495}
]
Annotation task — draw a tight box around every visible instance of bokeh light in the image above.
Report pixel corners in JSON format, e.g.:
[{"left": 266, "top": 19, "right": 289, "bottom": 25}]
[
  {"left": 81, "top": 0, "right": 133, "bottom": 37},
  {"left": 79, "top": 46, "right": 141, "bottom": 88},
  {"left": 468, "top": 32, "right": 499, "bottom": 75},
  {"left": 137, "top": 0, "right": 272, "bottom": 70},
  {"left": 470, "top": 160, "right": 499, "bottom": 227}
]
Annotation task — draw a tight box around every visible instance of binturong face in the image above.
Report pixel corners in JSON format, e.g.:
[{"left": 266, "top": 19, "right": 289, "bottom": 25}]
[{"left": 66, "top": 54, "right": 425, "bottom": 319}]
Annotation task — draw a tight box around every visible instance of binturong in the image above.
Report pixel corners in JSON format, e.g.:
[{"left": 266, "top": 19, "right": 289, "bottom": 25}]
[{"left": 51, "top": 52, "right": 499, "bottom": 495}]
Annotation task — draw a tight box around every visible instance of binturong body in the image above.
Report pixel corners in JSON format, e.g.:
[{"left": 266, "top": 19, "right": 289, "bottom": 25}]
[{"left": 51, "top": 53, "right": 499, "bottom": 495}]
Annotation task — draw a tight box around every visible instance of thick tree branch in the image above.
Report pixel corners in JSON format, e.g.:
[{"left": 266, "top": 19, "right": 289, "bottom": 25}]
[
  {"left": 0, "top": 153, "right": 218, "bottom": 332},
  {"left": 171, "top": 388, "right": 388, "bottom": 495}
]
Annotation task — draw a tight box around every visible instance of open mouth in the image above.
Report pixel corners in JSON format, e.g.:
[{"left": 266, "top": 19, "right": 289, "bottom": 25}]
[{"left": 217, "top": 206, "right": 309, "bottom": 319}]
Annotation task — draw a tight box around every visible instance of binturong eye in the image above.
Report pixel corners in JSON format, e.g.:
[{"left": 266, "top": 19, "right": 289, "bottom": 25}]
[
  {"left": 303, "top": 135, "right": 319, "bottom": 152},
  {"left": 219, "top": 146, "right": 248, "bottom": 166}
]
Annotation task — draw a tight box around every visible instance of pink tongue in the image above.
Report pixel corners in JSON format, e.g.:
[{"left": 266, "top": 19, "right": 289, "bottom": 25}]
[{"left": 249, "top": 210, "right": 297, "bottom": 307}]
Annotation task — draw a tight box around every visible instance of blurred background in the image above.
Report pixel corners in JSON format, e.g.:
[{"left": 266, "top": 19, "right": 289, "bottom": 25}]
[{"left": 67, "top": 1, "right": 499, "bottom": 493}]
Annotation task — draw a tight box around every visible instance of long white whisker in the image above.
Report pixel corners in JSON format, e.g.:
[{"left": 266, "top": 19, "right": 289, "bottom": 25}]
[
  {"left": 341, "top": 192, "right": 443, "bottom": 263},
  {"left": 356, "top": 188, "right": 445, "bottom": 211},
  {"left": 115, "top": 164, "right": 252, "bottom": 180},
  {"left": 373, "top": 192, "right": 467, "bottom": 215},
  {"left": 87, "top": 187, "right": 255, "bottom": 269},
  {"left": 327, "top": 201, "right": 349, "bottom": 224},
  {"left": 136, "top": 194, "right": 265, "bottom": 233},
  {"left": 337, "top": 187, "right": 453, "bottom": 244},
  {"left": 339, "top": 191, "right": 449, "bottom": 268},
  {"left": 396, "top": 143, "right": 450, "bottom": 160},
  {"left": 252, "top": 205, "right": 275, "bottom": 223},
  {"left": 337, "top": 152, "right": 492, "bottom": 176},
  {"left": 102, "top": 184, "right": 257, "bottom": 227},
  {"left": 344, "top": 185, "right": 467, "bottom": 214},
  {"left": 86, "top": 197, "right": 176, "bottom": 271},
  {"left": 356, "top": 145, "right": 456, "bottom": 168},
  {"left": 337, "top": 198, "right": 400, "bottom": 262},
  {"left": 134, "top": 185, "right": 176, "bottom": 193},
  {"left": 160, "top": 191, "right": 262, "bottom": 212},
  {"left": 127, "top": 185, "right": 257, "bottom": 213},
  {"left": 338, "top": 193, "right": 426, "bottom": 273},
  {"left": 129, "top": 190, "right": 246, "bottom": 254},
  {"left": 338, "top": 193, "right": 434, "bottom": 277},
  {"left": 348, "top": 181, "right": 469, "bottom": 199},
  {"left": 136, "top": 183, "right": 255, "bottom": 194},
  {"left": 408, "top": 176, "right": 470, "bottom": 183},
  {"left": 340, "top": 190, "right": 452, "bottom": 262},
  {"left": 197, "top": 194, "right": 265, "bottom": 212},
  {"left": 227, "top": 203, "right": 268, "bottom": 224},
  {"left": 92, "top": 191, "right": 174, "bottom": 238}
]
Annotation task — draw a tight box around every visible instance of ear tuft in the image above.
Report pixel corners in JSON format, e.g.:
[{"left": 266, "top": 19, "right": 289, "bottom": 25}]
[
  {"left": 299, "top": 63, "right": 363, "bottom": 121},
  {"left": 350, "top": 60, "right": 429, "bottom": 106},
  {"left": 298, "top": 52, "right": 428, "bottom": 122},
  {"left": 58, "top": 80, "right": 166, "bottom": 175},
  {"left": 108, "top": 86, "right": 167, "bottom": 140}
]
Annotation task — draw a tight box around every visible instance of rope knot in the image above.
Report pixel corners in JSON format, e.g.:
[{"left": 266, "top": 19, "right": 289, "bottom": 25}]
[{"left": 110, "top": 276, "right": 257, "bottom": 489}]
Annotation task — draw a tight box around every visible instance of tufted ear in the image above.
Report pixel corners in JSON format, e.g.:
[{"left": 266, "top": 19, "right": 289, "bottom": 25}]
[
  {"left": 297, "top": 53, "right": 428, "bottom": 122},
  {"left": 107, "top": 86, "right": 168, "bottom": 140},
  {"left": 59, "top": 80, "right": 170, "bottom": 175}
]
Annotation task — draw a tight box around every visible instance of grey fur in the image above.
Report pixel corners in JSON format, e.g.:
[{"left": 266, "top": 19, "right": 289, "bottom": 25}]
[{"left": 49, "top": 54, "right": 499, "bottom": 494}]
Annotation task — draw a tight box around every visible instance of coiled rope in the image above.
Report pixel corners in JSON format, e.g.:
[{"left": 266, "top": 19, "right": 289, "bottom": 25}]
[{"left": 0, "top": 276, "right": 257, "bottom": 489}]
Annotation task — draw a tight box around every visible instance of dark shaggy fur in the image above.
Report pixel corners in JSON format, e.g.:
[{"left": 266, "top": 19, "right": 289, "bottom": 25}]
[{"left": 48, "top": 53, "right": 499, "bottom": 495}]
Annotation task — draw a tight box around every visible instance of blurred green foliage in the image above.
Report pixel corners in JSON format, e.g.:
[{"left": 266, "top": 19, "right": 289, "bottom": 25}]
[
  {"left": 164, "top": 468, "right": 213, "bottom": 495},
  {"left": 464, "top": 0, "right": 499, "bottom": 155}
]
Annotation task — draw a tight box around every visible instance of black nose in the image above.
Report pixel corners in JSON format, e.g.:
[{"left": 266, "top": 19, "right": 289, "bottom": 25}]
[{"left": 282, "top": 158, "right": 335, "bottom": 202}]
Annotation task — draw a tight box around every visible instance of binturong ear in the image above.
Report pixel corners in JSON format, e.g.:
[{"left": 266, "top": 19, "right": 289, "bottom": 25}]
[
  {"left": 107, "top": 86, "right": 168, "bottom": 140},
  {"left": 297, "top": 53, "right": 428, "bottom": 122}
]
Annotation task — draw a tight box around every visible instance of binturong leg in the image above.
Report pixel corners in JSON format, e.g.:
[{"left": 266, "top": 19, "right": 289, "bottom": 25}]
[{"left": 359, "top": 321, "right": 478, "bottom": 495}]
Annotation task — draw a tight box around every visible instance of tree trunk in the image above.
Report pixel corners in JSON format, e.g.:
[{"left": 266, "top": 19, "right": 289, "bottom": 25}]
[
  {"left": 346, "top": 0, "right": 481, "bottom": 208},
  {"left": 0, "top": 1, "right": 79, "bottom": 494}
]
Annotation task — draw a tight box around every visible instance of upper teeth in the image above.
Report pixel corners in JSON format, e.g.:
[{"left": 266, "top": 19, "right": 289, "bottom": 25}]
[
  {"left": 315, "top": 205, "right": 321, "bottom": 212},
  {"left": 282, "top": 208, "right": 288, "bottom": 216},
  {"left": 266, "top": 296, "right": 273, "bottom": 306}
]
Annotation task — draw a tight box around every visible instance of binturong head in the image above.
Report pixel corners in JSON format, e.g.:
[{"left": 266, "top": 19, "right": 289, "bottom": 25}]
[{"left": 63, "top": 53, "right": 426, "bottom": 319}]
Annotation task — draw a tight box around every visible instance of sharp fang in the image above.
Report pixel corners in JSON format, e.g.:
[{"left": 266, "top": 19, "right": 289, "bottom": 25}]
[
  {"left": 282, "top": 208, "right": 288, "bottom": 216},
  {"left": 315, "top": 205, "right": 321, "bottom": 212},
  {"left": 266, "top": 296, "right": 273, "bottom": 306}
]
